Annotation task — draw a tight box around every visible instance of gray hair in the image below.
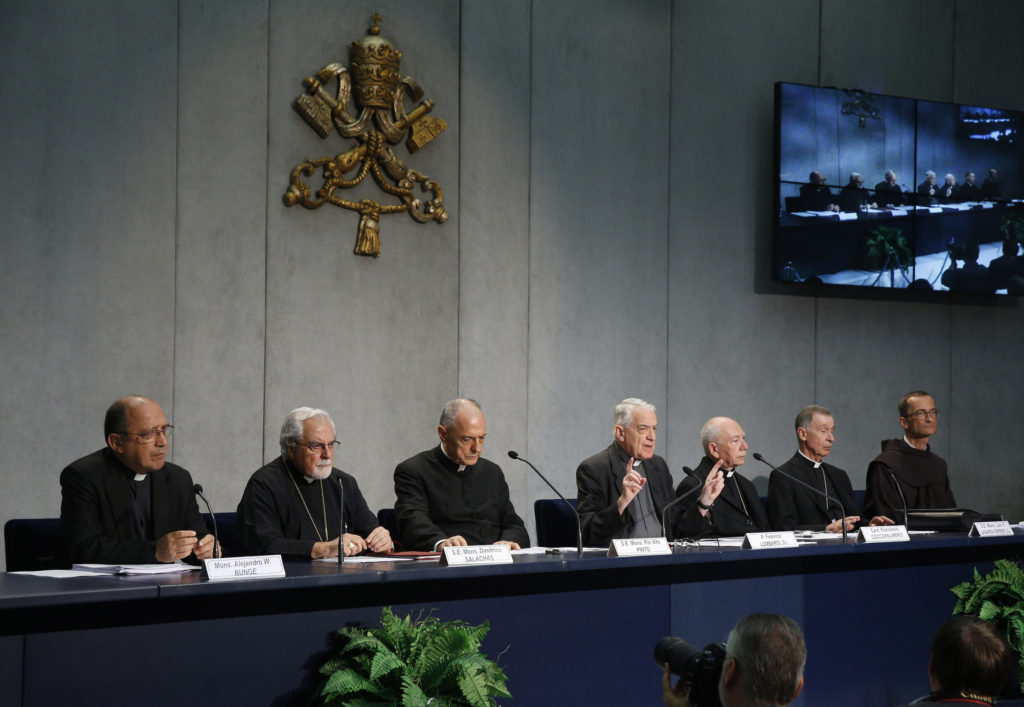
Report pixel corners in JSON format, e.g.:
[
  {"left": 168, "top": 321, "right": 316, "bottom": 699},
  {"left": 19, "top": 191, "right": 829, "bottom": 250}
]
[
  {"left": 794, "top": 405, "right": 831, "bottom": 434},
  {"left": 726, "top": 613, "right": 806, "bottom": 706},
  {"left": 613, "top": 398, "right": 656, "bottom": 428},
  {"left": 848, "top": 172, "right": 861, "bottom": 182},
  {"left": 885, "top": 170, "right": 896, "bottom": 180},
  {"left": 438, "top": 398, "right": 482, "bottom": 430},
  {"left": 700, "top": 418, "right": 726, "bottom": 455},
  {"left": 279, "top": 407, "right": 335, "bottom": 455},
  {"left": 926, "top": 170, "right": 936, "bottom": 178}
]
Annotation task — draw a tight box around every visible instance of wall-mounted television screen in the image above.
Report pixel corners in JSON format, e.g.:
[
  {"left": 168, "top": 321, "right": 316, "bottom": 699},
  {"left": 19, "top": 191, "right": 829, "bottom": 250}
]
[{"left": 773, "top": 82, "right": 1024, "bottom": 294}]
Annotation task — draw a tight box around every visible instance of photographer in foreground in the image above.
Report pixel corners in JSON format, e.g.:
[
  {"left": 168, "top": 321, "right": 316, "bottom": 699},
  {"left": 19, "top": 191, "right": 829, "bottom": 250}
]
[
  {"left": 662, "top": 613, "right": 805, "bottom": 707},
  {"left": 903, "top": 616, "right": 1011, "bottom": 706}
]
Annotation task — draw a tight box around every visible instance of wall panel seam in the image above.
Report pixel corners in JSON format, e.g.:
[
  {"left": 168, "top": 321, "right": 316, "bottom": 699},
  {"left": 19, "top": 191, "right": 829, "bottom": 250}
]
[
  {"left": 664, "top": 0, "right": 673, "bottom": 455},
  {"left": 172, "top": 0, "right": 182, "bottom": 450},
  {"left": 262, "top": 0, "right": 272, "bottom": 460},
  {"left": 456, "top": 0, "right": 463, "bottom": 395},
  {"left": 525, "top": 0, "right": 534, "bottom": 459}
]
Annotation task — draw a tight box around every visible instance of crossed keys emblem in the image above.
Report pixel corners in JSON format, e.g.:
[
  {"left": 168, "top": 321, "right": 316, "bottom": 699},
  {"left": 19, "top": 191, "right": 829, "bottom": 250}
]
[{"left": 284, "top": 14, "right": 447, "bottom": 257}]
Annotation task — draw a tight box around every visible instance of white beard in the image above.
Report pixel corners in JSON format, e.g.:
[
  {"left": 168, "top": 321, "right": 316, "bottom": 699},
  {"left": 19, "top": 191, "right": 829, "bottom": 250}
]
[{"left": 309, "top": 463, "right": 332, "bottom": 481}]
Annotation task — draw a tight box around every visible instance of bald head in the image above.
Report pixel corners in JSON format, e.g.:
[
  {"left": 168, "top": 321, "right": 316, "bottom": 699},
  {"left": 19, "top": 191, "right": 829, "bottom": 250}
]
[
  {"left": 437, "top": 398, "right": 487, "bottom": 466},
  {"left": 701, "top": 417, "right": 748, "bottom": 470},
  {"left": 438, "top": 398, "right": 482, "bottom": 431},
  {"left": 105, "top": 396, "right": 157, "bottom": 439},
  {"left": 104, "top": 396, "right": 170, "bottom": 475}
]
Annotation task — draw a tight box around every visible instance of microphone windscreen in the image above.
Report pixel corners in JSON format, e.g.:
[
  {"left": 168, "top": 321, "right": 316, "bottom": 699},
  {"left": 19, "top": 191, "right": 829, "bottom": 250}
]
[
  {"left": 507, "top": 450, "right": 519, "bottom": 459},
  {"left": 193, "top": 483, "right": 204, "bottom": 494}
]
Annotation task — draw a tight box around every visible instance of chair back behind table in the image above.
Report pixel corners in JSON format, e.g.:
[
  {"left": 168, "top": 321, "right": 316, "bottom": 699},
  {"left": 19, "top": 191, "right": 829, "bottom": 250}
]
[
  {"left": 534, "top": 498, "right": 579, "bottom": 547},
  {"left": 4, "top": 512, "right": 240, "bottom": 569},
  {"left": 4, "top": 518, "right": 61, "bottom": 571}
]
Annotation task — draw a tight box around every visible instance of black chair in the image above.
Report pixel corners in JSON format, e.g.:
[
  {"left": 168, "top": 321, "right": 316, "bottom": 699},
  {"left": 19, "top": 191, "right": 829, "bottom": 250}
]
[
  {"left": 202, "top": 512, "right": 240, "bottom": 557},
  {"left": 533, "top": 498, "right": 579, "bottom": 547},
  {"left": 377, "top": 508, "right": 397, "bottom": 536},
  {"left": 784, "top": 195, "right": 805, "bottom": 212},
  {"left": 4, "top": 517, "right": 62, "bottom": 571},
  {"left": 5, "top": 513, "right": 240, "bottom": 570}
]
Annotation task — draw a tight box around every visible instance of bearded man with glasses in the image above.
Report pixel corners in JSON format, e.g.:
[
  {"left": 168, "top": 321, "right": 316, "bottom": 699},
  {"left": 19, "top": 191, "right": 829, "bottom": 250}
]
[
  {"left": 863, "top": 390, "right": 956, "bottom": 522},
  {"left": 59, "top": 395, "right": 217, "bottom": 565},
  {"left": 236, "top": 407, "right": 392, "bottom": 559}
]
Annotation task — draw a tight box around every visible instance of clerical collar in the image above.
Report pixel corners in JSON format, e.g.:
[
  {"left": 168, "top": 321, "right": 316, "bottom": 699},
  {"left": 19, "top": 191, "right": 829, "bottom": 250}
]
[
  {"left": 706, "top": 456, "right": 734, "bottom": 474},
  {"left": 797, "top": 450, "right": 823, "bottom": 468},
  {"left": 108, "top": 448, "right": 158, "bottom": 482},
  {"left": 439, "top": 443, "right": 467, "bottom": 472},
  {"left": 613, "top": 442, "right": 642, "bottom": 467}
]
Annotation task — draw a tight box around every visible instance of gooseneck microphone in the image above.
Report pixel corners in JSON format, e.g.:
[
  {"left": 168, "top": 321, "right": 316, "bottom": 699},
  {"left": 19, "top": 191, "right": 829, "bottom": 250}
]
[
  {"left": 508, "top": 451, "right": 582, "bottom": 557},
  {"left": 661, "top": 467, "right": 701, "bottom": 543},
  {"left": 192, "top": 484, "right": 220, "bottom": 559},
  {"left": 887, "top": 470, "right": 909, "bottom": 529},
  {"left": 752, "top": 453, "right": 848, "bottom": 543},
  {"left": 338, "top": 475, "right": 345, "bottom": 566},
  {"left": 680, "top": 466, "right": 721, "bottom": 547}
]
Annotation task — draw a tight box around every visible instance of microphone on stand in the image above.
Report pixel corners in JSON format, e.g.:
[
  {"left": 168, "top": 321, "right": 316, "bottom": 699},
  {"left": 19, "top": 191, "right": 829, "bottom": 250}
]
[
  {"left": 887, "top": 470, "right": 909, "bottom": 529},
  {"left": 193, "top": 484, "right": 220, "bottom": 559},
  {"left": 679, "top": 466, "right": 721, "bottom": 548},
  {"left": 508, "top": 451, "right": 583, "bottom": 557},
  {"left": 338, "top": 476, "right": 345, "bottom": 567},
  {"left": 752, "top": 453, "right": 848, "bottom": 543},
  {"left": 661, "top": 467, "right": 701, "bottom": 544}
]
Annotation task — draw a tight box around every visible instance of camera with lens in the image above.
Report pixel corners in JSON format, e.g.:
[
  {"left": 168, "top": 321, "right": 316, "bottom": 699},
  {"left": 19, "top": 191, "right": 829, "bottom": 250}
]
[
  {"left": 654, "top": 636, "right": 727, "bottom": 707},
  {"left": 947, "top": 238, "right": 966, "bottom": 261}
]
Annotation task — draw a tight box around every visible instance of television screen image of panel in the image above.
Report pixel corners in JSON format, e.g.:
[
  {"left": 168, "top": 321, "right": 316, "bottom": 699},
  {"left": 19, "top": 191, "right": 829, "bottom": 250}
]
[{"left": 773, "top": 82, "right": 1024, "bottom": 295}]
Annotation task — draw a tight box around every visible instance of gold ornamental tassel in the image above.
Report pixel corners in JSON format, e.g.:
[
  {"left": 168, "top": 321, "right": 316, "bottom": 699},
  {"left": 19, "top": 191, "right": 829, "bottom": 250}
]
[{"left": 354, "top": 201, "right": 382, "bottom": 257}]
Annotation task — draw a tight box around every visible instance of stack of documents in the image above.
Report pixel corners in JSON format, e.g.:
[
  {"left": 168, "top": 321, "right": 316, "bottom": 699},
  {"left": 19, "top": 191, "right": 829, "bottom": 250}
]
[{"left": 72, "top": 563, "right": 197, "bottom": 575}]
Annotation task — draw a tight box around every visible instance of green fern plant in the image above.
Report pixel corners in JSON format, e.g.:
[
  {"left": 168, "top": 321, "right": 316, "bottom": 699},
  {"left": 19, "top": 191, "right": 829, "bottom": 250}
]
[
  {"left": 865, "top": 225, "right": 911, "bottom": 271},
  {"left": 315, "top": 606, "right": 512, "bottom": 706},
  {"left": 1000, "top": 215, "right": 1024, "bottom": 246},
  {"left": 951, "top": 559, "right": 1024, "bottom": 691}
]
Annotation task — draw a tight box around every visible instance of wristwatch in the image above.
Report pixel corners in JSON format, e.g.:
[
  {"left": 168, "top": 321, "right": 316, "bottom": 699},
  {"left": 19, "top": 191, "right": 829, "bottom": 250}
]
[{"left": 697, "top": 498, "right": 714, "bottom": 511}]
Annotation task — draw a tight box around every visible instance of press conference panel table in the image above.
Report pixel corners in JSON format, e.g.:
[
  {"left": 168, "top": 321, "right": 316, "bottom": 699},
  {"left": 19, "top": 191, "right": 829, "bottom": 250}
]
[
  {"left": 3, "top": 532, "right": 1023, "bottom": 706},
  {"left": 775, "top": 200, "right": 1022, "bottom": 279}
]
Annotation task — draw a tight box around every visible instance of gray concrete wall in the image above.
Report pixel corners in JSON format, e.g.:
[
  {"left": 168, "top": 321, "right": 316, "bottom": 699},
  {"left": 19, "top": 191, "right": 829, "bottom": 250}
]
[{"left": 2, "top": 0, "right": 1022, "bottom": 570}]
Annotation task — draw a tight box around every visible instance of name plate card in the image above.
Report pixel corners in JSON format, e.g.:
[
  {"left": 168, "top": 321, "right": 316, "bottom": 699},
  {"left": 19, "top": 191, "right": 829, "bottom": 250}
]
[
  {"left": 857, "top": 525, "right": 910, "bottom": 543},
  {"left": 440, "top": 545, "right": 513, "bottom": 567},
  {"left": 203, "top": 555, "right": 285, "bottom": 581},
  {"left": 741, "top": 531, "right": 798, "bottom": 550},
  {"left": 607, "top": 537, "right": 672, "bottom": 557},
  {"left": 969, "top": 520, "right": 1014, "bottom": 537}
]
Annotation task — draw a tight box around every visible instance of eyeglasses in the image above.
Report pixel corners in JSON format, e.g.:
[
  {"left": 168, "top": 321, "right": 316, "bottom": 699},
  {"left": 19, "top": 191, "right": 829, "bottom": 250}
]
[
  {"left": 118, "top": 424, "right": 174, "bottom": 443},
  {"left": 294, "top": 439, "right": 340, "bottom": 453},
  {"left": 906, "top": 409, "right": 940, "bottom": 420}
]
